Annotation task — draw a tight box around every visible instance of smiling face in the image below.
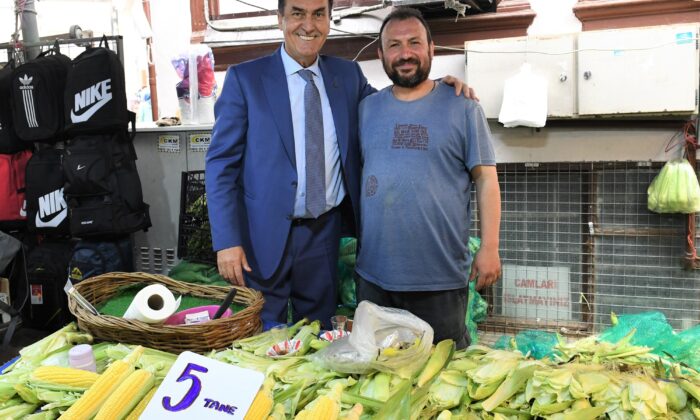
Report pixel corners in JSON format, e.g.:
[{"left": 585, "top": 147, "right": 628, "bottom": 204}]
[
  {"left": 379, "top": 17, "right": 434, "bottom": 88},
  {"left": 278, "top": 0, "right": 331, "bottom": 68}
]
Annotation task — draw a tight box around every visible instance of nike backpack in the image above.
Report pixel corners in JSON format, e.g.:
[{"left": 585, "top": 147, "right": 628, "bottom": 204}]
[
  {"left": 11, "top": 43, "right": 71, "bottom": 143},
  {"left": 64, "top": 37, "right": 127, "bottom": 135},
  {"left": 64, "top": 129, "right": 151, "bottom": 238},
  {"left": 25, "top": 147, "right": 71, "bottom": 235},
  {"left": 22, "top": 240, "right": 75, "bottom": 331},
  {"left": 0, "top": 61, "right": 28, "bottom": 154},
  {"left": 0, "top": 149, "right": 32, "bottom": 229},
  {"left": 68, "top": 236, "right": 133, "bottom": 283}
]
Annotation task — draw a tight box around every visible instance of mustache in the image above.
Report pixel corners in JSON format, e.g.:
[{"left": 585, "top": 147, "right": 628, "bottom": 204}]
[{"left": 392, "top": 58, "right": 421, "bottom": 67}]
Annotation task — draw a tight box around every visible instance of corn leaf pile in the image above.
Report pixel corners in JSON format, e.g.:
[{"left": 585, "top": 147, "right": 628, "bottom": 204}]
[{"left": 6, "top": 318, "right": 700, "bottom": 419}]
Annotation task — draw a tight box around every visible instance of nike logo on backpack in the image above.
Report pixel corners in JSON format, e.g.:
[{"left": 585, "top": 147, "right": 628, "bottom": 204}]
[
  {"left": 71, "top": 79, "right": 112, "bottom": 123},
  {"left": 35, "top": 188, "right": 67, "bottom": 228}
]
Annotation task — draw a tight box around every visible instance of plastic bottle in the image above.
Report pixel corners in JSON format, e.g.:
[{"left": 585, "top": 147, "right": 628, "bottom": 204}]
[{"left": 68, "top": 344, "right": 97, "bottom": 373}]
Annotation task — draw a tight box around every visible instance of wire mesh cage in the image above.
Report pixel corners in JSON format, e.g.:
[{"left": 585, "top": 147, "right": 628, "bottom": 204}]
[
  {"left": 178, "top": 170, "right": 216, "bottom": 265},
  {"left": 476, "top": 161, "right": 700, "bottom": 343}
]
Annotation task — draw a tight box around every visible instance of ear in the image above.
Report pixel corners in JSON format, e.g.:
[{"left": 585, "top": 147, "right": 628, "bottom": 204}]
[
  {"left": 377, "top": 46, "right": 383, "bottom": 61},
  {"left": 429, "top": 41, "right": 435, "bottom": 57},
  {"left": 277, "top": 12, "right": 283, "bottom": 30}
]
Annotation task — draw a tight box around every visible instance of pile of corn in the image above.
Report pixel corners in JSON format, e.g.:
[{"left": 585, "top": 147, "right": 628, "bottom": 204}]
[
  {"left": 212, "top": 320, "right": 700, "bottom": 420},
  {"left": 0, "top": 324, "right": 176, "bottom": 420},
  {"left": 6, "top": 319, "right": 700, "bottom": 419}
]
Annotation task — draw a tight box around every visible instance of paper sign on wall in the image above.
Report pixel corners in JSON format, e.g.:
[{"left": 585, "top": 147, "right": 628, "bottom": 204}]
[
  {"left": 140, "top": 351, "right": 264, "bottom": 419},
  {"left": 501, "top": 264, "right": 571, "bottom": 321}
]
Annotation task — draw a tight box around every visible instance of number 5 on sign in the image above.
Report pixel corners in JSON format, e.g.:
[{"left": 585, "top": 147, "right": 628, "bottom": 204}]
[{"left": 140, "top": 351, "right": 264, "bottom": 419}]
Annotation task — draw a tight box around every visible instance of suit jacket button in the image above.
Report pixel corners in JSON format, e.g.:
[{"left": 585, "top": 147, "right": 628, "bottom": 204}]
[{"left": 291, "top": 181, "right": 298, "bottom": 187}]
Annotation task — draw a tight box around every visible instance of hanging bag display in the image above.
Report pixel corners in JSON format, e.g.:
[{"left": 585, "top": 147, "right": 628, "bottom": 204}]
[
  {"left": 0, "top": 149, "right": 32, "bottom": 227},
  {"left": 68, "top": 236, "right": 134, "bottom": 283},
  {"left": 22, "top": 240, "right": 74, "bottom": 331},
  {"left": 65, "top": 128, "right": 151, "bottom": 238},
  {"left": 25, "top": 147, "right": 71, "bottom": 235},
  {"left": 10, "top": 42, "right": 71, "bottom": 142},
  {"left": 0, "top": 61, "right": 28, "bottom": 154},
  {"left": 64, "top": 35, "right": 128, "bottom": 135}
]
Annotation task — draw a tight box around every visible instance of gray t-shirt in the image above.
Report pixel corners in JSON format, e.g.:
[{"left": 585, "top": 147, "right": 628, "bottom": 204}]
[{"left": 356, "top": 82, "right": 496, "bottom": 292}]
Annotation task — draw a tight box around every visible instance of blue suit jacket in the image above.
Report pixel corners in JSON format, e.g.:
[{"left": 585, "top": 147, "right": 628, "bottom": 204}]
[{"left": 206, "top": 48, "right": 374, "bottom": 279}]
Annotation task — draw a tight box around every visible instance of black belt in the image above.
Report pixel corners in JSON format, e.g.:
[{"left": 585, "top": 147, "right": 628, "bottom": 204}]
[{"left": 290, "top": 205, "right": 340, "bottom": 226}]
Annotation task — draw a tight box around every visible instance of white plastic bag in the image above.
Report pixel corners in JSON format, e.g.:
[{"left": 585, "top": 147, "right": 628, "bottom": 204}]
[
  {"left": 498, "top": 63, "right": 548, "bottom": 128},
  {"left": 309, "top": 301, "right": 433, "bottom": 378}
]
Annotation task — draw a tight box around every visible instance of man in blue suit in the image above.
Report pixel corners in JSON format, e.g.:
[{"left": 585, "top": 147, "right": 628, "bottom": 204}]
[{"left": 206, "top": 0, "right": 469, "bottom": 328}]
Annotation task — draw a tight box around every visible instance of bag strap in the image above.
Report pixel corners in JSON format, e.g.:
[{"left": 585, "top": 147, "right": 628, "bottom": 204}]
[
  {"left": 98, "top": 35, "right": 110, "bottom": 50},
  {"left": 0, "top": 244, "right": 28, "bottom": 348}
]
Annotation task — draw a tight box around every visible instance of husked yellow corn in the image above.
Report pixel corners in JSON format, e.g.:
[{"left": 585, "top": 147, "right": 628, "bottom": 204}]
[
  {"left": 294, "top": 384, "right": 342, "bottom": 420},
  {"left": 58, "top": 346, "right": 144, "bottom": 420},
  {"left": 125, "top": 386, "right": 157, "bottom": 420},
  {"left": 94, "top": 368, "right": 155, "bottom": 420},
  {"left": 31, "top": 366, "right": 100, "bottom": 390},
  {"left": 244, "top": 377, "right": 275, "bottom": 420}
]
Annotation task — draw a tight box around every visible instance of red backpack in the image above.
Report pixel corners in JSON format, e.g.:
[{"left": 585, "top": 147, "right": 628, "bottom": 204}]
[{"left": 0, "top": 149, "right": 32, "bottom": 223}]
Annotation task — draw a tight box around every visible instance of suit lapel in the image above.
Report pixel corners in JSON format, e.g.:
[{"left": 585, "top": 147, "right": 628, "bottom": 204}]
[
  {"left": 319, "top": 57, "right": 349, "bottom": 165},
  {"left": 262, "top": 48, "right": 296, "bottom": 166}
]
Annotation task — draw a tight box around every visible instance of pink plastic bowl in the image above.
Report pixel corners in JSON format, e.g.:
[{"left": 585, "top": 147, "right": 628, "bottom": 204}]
[{"left": 164, "top": 305, "right": 233, "bottom": 326}]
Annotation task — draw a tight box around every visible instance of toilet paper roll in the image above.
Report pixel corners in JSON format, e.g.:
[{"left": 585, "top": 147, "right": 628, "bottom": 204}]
[{"left": 123, "top": 284, "right": 182, "bottom": 324}]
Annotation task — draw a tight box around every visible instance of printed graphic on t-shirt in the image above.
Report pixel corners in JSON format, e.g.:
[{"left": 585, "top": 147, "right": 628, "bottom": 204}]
[
  {"left": 365, "top": 175, "right": 378, "bottom": 197},
  {"left": 392, "top": 124, "right": 429, "bottom": 150}
]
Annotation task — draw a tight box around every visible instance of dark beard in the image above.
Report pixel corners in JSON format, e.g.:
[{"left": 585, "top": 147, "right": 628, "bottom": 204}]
[{"left": 384, "top": 57, "right": 432, "bottom": 88}]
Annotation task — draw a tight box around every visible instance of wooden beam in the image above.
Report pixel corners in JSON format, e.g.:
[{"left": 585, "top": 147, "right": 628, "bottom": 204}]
[{"left": 574, "top": 0, "right": 700, "bottom": 31}]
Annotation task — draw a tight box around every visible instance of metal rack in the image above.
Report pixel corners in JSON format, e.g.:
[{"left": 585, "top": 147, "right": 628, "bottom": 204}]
[{"left": 0, "top": 35, "right": 123, "bottom": 66}]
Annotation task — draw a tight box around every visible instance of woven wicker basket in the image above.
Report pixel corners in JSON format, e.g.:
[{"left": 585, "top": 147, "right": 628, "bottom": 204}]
[{"left": 67, "top": 272, "right": 263, "bottom": 354}]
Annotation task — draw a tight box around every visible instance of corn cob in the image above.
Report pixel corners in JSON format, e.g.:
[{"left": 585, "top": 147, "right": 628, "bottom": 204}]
[
  {"left": 294, "top": 383, "right": 343, "bottom": 420},
  {"left": 30, "top": 366, "right": 100, "bottom": 390},
  {"left": 94, "top": 368, "right": 155, "bottom": 420},
  {"left": 244, "top": 377, "right": 275, "bottom": 420},
  {"left": 124, "top": 386, "right": 157, "bottom": 420},
  {"left": 416, "top": 340, "right": 455, "bottom": 388},
  {"left": 58, "top": 346, "right": 144, "bottom": 420}
]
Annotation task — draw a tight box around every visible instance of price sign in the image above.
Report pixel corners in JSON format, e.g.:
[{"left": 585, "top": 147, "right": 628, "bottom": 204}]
[{"left": 140, "top": 351, "right": 264, "bottom": 419}]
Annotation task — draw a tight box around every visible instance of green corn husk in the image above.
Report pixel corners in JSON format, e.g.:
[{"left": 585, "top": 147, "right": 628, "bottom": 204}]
[
  {"left": 428, "top": 371, "right": 468, "bottom": 411},
  {"left": 658, "top": 380, "right": 687, "bottom": 411},
  {"left": 481, "top": 361, "right": 538, "bottom": 412}
]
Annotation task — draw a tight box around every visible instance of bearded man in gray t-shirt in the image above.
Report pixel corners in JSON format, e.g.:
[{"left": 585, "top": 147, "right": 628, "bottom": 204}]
[{"left": 355, "top": 7, "right": 502, "bottom": 349}]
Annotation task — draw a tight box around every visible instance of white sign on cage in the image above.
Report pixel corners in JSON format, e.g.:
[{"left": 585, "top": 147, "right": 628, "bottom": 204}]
[{"left": 501, "top": 264, "right": 572, "bottom": 321}]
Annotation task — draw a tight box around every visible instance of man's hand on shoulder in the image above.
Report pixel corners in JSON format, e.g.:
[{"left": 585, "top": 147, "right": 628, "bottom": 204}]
[
  {"left": 469, "top": 245, "right": 501, "bottom": 291},
  {"left": 441, "top": 75, "right": 479, "bottom": 101},
  {"left": 217, "top": 246, "right": 251, "bottom": 287}
]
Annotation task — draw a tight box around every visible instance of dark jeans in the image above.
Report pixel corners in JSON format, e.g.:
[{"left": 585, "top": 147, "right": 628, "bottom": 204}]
[{"left": 355, "top": 275, "right": 471, "bottom": 349}]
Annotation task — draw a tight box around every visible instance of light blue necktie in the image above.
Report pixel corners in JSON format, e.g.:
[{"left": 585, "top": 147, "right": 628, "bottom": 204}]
[{"left": 298, "top": 69, "right": 325, "bottom": 218}]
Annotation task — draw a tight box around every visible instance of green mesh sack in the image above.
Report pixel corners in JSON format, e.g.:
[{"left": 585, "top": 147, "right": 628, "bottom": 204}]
[
  {"left": 465, "top": 237, "right": 489, "bottom": 344},
  {"left": 657, "top": 325, "right": 700, "bottom": 371},
  {"left": 514, "top": 330, "right": 560, "bottom": 360},
  {"left": 493, "top": 335, "right": 514, "bottom": 350},
  {"left": 338, "top": 237, "right": 358, "bottom": 308},
  {"left": 599, "top": 312, "right": 675, "bottom": 350}
]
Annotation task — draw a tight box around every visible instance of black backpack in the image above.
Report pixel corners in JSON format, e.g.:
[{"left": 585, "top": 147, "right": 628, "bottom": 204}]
[
  {"left": 22, "top": 240, "right": 74, "bottom": 331},
  {"left": 25, "top": 147, "right": 71, "bottom": 235},
  {"left": 68, "top": 236, "right": 133, "bottom": 283},
  {"left": 11, "top": 44, "right": 71, "bottom": 142},
  {"left": 64, "top": 37, "right": 128, "bottom": 135},
  {"left": 0, "top": 61, "right": 28, "bottom": 154},
  {"left": 64, "top": 129, "right": 151, "bottom": 238}
]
